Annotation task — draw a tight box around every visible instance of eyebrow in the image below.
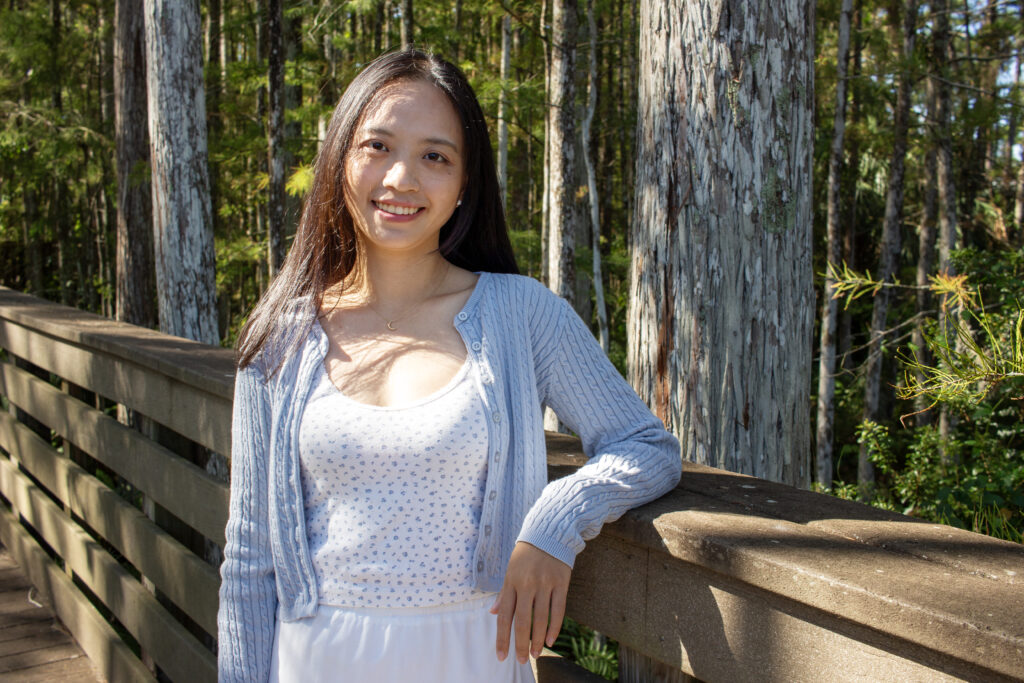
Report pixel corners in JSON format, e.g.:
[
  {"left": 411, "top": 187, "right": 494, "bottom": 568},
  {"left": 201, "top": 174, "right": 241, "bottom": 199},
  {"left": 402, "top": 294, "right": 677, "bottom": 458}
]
[{"left": 363, "top": 127, "right": 460, "bottom": 152}]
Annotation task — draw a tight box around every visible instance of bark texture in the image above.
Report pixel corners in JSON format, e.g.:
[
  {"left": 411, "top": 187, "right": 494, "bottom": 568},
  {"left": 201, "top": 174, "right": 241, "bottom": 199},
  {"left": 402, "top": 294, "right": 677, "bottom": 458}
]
[
  {"left": 582, "top": 0, "right": 608, "bottom": 352},
  {"left": 628, "top": 0, "right": 814, "bottom": 487},
  {"left": 913, "top": 79, "right": 938, "bottom": 424},
  {"left": 114, "top": 0, "right": 155, "bottom": 329},
  {"left": 267, "top": 0, "right": 285, "bottom": 277},
  {"left": 860, "top": 0, "right": 918, "bottom": 496},
  {"left": 546, "top": 0, "right": 580, "bottom": 306},
  {"left": 497, "top": 14, "right": 511, "bottom": 207},
  {"left": 143, "top": 0, "right": 219, "bottom": 345},
  {"left": 401, "top": 0, "right": 414, "bottom": 48},
  {"left": 815, "top": 0, "right": 853, "bottom": 488},
  {"left": 933, "top": 0, "right": 959, "bottom": 456}
]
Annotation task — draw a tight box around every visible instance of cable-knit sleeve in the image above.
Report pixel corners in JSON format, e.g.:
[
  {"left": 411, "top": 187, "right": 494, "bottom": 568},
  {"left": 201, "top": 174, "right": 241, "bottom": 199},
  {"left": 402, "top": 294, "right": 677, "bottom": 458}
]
[
  {"left": 516, "top": 294, "right": 682, "bottom": 568},
  {"left": 218, "top": 361, "right": 277, "bottom": 682}
]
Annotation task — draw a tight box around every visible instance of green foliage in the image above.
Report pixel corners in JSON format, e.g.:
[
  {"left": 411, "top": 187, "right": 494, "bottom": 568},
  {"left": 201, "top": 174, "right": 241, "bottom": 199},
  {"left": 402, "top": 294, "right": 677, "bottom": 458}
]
[
  {"left": 853, "top": 419, "right": 1024, "bottom": 543},
  {"left": 551, "top": 616, "right": 618, "bottom": 681}
]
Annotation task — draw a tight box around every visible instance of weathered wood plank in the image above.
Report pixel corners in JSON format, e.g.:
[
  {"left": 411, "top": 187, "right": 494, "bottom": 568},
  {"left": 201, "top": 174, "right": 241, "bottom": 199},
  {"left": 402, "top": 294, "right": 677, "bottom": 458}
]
[
  {"left": 0, "top": 653, "right": 100, "bottom": 682},
  {"left": 0, "top": 604, "right": 54, "bottom": 629},
  {"left": 0, "top": 506, "right": 152, "bottom": 682},
  {"left": 0, "top": 641, "right": 89, "bottom": 673},
  {"left": 0, "top": 619, "right": 63, "bottom": 645},
  {"left": 0, "top": 628, "right": 76, "bottom": 658},
  {"left": 567, "top": 470, "right": 1024, "bottom": 682},
  {"left": 0, "top": 410, "right": 220, "bottom": 634},
  {"left": 0, "top": 287, "right": 234, "bottom": 451},
  {"left": 0, "top": 458, "right": 216, "bottom": 683},
  {"left": 0, "top": 360, "right": 229, "bottom": 545}
]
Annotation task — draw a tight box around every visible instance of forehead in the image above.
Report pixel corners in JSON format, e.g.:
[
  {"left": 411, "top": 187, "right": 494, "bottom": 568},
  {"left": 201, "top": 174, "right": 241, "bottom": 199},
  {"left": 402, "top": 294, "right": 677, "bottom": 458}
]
[{"left": 357, "top": 79, "right": 464, "bottom": 146}]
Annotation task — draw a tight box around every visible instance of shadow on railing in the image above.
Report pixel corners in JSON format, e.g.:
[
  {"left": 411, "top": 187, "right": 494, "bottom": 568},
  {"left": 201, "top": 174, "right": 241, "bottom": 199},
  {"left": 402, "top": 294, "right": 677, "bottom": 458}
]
[{"left": 0, "top": 286, "right": 1020, "bottom": 683}]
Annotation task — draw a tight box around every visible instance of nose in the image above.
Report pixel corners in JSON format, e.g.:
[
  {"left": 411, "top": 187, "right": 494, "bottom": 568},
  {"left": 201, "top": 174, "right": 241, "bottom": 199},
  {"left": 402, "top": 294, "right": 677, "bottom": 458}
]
[{"left": 382, "top": 158, "right": 418, "bottom": 193}]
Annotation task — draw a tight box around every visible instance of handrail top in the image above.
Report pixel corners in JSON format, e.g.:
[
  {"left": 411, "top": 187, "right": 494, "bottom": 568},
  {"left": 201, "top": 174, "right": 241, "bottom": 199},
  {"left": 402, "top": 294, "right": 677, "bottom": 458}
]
[{"left": 0, "top": 286, "right": 235, "bottom": 400}]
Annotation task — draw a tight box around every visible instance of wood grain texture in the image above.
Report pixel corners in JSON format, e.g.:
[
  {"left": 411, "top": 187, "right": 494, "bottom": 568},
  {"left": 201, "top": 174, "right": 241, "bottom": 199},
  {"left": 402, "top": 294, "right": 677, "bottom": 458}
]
[
  {"left": 0, "top": 508, "right": 152, "bottom": 682},
  {"left": 0, "top": 360, "right": 229, "bottom": 545},
  {"left": 0, "top": 409, "right": 220, "bottom": 634},
  {"left": 0, "top": 458, "right": 216, "bottom": 683}
]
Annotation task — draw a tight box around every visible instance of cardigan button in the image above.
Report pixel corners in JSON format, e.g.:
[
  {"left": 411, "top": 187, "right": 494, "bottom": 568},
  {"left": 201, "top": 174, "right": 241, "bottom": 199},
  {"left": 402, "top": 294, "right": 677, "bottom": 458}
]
[
  {"left": 477, "top": 561, "right": 484, "bottom": 572},
  {"left": 492, "top": 412, "right": 502, "bottom": 423},
  {"left": 471, "top": 341, "right": 482, "bottom": 351},
  {"left": 484, "top": 525, "right": 492, "bottom": 536},
  {"left": 488, "top": 490, "right": 497, "bottom": 500},
  {"left": 457, "top": 312, "right": 468, "bottom": 321}
]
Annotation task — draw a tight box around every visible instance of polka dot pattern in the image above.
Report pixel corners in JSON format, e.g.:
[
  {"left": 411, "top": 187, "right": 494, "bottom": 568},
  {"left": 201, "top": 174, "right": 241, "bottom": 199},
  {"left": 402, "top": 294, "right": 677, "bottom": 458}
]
[{"left": 298, "top": 354, "right": 491, "bottom": 608}]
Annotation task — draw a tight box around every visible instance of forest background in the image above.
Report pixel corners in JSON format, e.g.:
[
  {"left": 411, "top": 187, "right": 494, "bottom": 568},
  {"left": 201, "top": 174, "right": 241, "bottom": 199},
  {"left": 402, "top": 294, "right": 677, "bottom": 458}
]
[{"left": 0, "top": 0, "right": 1021, "bottom": 561}]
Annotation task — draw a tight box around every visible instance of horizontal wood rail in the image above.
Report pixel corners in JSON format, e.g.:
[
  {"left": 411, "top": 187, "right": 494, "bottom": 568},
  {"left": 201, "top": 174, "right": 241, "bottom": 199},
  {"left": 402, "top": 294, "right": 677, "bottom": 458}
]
[{"left": 0, "top": 286, "right": 1021, "bottom": 682}]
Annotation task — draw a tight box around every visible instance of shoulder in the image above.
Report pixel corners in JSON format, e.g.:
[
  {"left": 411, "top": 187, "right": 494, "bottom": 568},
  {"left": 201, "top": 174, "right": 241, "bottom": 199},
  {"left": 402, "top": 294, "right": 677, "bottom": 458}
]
[
  {"left": 479, "top": 273, "right": 566, "bottom": 319},
  {"left": 477, "top": 274, "right": 572, "bottom": 360}
]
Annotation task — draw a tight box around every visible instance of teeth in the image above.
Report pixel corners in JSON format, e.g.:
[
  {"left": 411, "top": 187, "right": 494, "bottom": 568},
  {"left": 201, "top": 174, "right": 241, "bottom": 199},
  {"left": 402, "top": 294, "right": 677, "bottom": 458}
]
[{"left": 375, "top": 201, "right": 420, "bottom": 215}]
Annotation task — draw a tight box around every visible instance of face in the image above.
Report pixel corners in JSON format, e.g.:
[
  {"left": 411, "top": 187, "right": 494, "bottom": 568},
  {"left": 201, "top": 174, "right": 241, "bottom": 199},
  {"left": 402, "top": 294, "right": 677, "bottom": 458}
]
[{"left": 343, "top": 79, "right": 466, "bottom": 258}]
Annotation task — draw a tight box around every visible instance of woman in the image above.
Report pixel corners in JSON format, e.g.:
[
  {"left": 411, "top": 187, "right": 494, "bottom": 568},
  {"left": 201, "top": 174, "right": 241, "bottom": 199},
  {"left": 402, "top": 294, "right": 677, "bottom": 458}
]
[{"left": 218, "top": 49, "right": 681, "bottom": 683}]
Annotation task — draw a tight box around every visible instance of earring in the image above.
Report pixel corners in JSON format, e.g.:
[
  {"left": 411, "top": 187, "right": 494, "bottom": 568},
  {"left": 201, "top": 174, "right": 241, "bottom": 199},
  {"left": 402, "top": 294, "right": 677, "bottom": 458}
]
[{"left": 456, "top": 198, "right": 462, "bottom": 207}]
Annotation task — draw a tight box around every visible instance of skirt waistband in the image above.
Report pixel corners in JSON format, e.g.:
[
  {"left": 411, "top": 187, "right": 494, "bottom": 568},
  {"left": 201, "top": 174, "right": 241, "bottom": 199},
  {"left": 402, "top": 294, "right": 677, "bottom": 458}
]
[{"left": 312, "top": 592, "right": 498, "bottom": 619}]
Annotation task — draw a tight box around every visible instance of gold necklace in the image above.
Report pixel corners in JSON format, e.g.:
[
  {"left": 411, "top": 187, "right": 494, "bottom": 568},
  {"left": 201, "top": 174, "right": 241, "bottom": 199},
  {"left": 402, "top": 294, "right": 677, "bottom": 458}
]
[{"left": 364, "top": 262, "right": 450, "bottom": 331}]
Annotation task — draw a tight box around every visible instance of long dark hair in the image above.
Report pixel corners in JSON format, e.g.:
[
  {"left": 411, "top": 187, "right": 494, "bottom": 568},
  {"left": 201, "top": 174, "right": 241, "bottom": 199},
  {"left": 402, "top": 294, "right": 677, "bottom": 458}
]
[{"left": 237, "top": 49, "right": 518, "bottom": 373}]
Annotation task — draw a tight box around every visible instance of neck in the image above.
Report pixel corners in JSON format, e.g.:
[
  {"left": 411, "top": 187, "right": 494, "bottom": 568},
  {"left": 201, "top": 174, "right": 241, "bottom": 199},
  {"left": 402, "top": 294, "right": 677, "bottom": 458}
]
[{"left": 348, "top": 248, "right": 451, "bottom": 308}]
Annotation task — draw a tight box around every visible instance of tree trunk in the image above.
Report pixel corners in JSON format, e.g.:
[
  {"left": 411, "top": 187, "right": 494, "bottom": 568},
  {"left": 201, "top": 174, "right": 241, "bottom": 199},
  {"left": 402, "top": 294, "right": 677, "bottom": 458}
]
[
  {"left": 546, "top": 0, "right": 579, "bottom": 306},
  {"left": 582, "top": 0, "right": 608, "bottom": 353},
  {"left": 860, "top": 0, "right": 918, "bottom": 499},
  {"left": 497, "top": 14, "right": 511, "bottom": 207},
  {"left": 23, "top": 187, "right": 43, "bottom": 297},
  {"left": 913, "top": 78, "right": 938, "bottom": 425},
  {"left": 934, "top": 0, "right": 959, "bottom": 460},
  {"left": 114, "top": 0, "right": 155, "bottom": 329},
  {"left": 142, "top": 0, "right": 219, "bottom": 345},
  {"left": 540, "top": 0, "right": 551, "bottom": 288},
  {"left": 839, "top": 5, "right": 863, "bottom": 370},
  {"left": 816, "top": 0, "right": 854, "bottom": 490},
  {"left": 401, "top": 0, "right": 413, "bottom": 48},
  {"left": 374, "top": 1, "right": 384, "bottom": 54},
  {"left": 206, "top": 0, "right": 223, "bottom": 234},
  {"left": 452, "top": 0, "right": 462, "bottom": 60},
  {"left": 629, "top": 0, "right": 814, "bottom": 487},
  {"left": 267, "top": 0, "right": 285, "bottom": 277},
  {"left": 544, "top": 0, "right": 580, "bottom": 432}
]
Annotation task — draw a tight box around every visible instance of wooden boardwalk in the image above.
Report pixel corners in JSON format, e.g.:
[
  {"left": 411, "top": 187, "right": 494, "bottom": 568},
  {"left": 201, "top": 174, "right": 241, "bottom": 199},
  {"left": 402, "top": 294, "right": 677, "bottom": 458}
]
[{"left": 0, "top": 545, "right": 101, "bottom": 682}]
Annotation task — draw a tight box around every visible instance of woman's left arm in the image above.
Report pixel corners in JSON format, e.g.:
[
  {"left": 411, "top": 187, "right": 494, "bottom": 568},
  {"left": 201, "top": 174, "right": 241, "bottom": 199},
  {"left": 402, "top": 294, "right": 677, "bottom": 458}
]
[{"left": 492, "top": 294, "right": 682, "bottom": 664}]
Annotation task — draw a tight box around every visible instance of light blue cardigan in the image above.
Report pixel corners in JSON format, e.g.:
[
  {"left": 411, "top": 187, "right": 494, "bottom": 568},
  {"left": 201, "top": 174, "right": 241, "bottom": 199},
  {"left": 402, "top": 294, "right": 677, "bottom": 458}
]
[{"left": 217, "top": 272, "right": 682, "bottom": 682}]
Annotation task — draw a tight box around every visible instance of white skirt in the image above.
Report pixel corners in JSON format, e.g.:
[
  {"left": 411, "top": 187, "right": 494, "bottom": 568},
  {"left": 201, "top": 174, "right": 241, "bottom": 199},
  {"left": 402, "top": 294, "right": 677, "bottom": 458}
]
[{"left": 269, "top": 593, "right": 537, "bottom": 683}]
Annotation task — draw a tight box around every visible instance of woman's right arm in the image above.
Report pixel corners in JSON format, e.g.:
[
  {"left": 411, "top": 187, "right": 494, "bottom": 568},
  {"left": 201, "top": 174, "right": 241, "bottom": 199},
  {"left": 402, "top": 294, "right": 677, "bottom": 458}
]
[{"left": 218, "top": 362, "right": 278, "bottom": 683}]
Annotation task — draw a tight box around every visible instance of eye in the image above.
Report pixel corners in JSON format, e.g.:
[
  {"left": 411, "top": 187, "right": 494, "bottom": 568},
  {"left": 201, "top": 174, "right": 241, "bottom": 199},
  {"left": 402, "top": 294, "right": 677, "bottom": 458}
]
[
  {"left": 424, "top": 151, "right": 449, "bottom": 163},
  {"left": 367, "top": 140, "right": 388, "bottom": 152}
]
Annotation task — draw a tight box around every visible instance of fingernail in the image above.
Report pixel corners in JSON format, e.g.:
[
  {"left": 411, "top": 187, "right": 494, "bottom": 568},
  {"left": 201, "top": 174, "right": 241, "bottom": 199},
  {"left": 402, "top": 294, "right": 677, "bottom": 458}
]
[
  {"left": 497, "top": 650, "right": 506, "bottom": 661},
  {"left": 546, "top": 636, "right": 554, "bottom": 647}
]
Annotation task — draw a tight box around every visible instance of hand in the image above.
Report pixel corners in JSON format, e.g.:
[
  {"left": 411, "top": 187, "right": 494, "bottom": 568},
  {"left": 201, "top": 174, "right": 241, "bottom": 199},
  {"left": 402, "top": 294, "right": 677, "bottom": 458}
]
[{"left": 490, "top": 541, "right": 572, "bottom": 664}]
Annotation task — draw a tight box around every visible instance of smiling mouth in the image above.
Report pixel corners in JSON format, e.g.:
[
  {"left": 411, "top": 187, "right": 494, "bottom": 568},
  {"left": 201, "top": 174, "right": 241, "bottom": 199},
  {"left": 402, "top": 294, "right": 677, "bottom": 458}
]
[{"left": 373, "top": 201, "right": 423, "bottom": 216}]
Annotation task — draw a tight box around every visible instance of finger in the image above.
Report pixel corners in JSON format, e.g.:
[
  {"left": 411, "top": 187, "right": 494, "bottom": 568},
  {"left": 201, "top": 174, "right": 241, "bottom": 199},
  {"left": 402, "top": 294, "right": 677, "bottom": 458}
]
[
  {"left": 493, "top": 586, "right": 514, "bottom": 661},
  {"left": 546, "top": 586, "right": 567, "bottom": 648},
  {"left": 531, "top": 589, "right": 551, "bottom": 658},
  {"left": 513, "top": 589, "right": 534, "bottom": 664}
]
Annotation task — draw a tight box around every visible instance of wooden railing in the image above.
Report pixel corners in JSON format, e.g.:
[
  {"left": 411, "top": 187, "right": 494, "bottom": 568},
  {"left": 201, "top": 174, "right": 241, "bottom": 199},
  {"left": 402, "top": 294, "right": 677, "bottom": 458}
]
[{"left": 0, "top": 286, "right": 1021, "bottom": 683}]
